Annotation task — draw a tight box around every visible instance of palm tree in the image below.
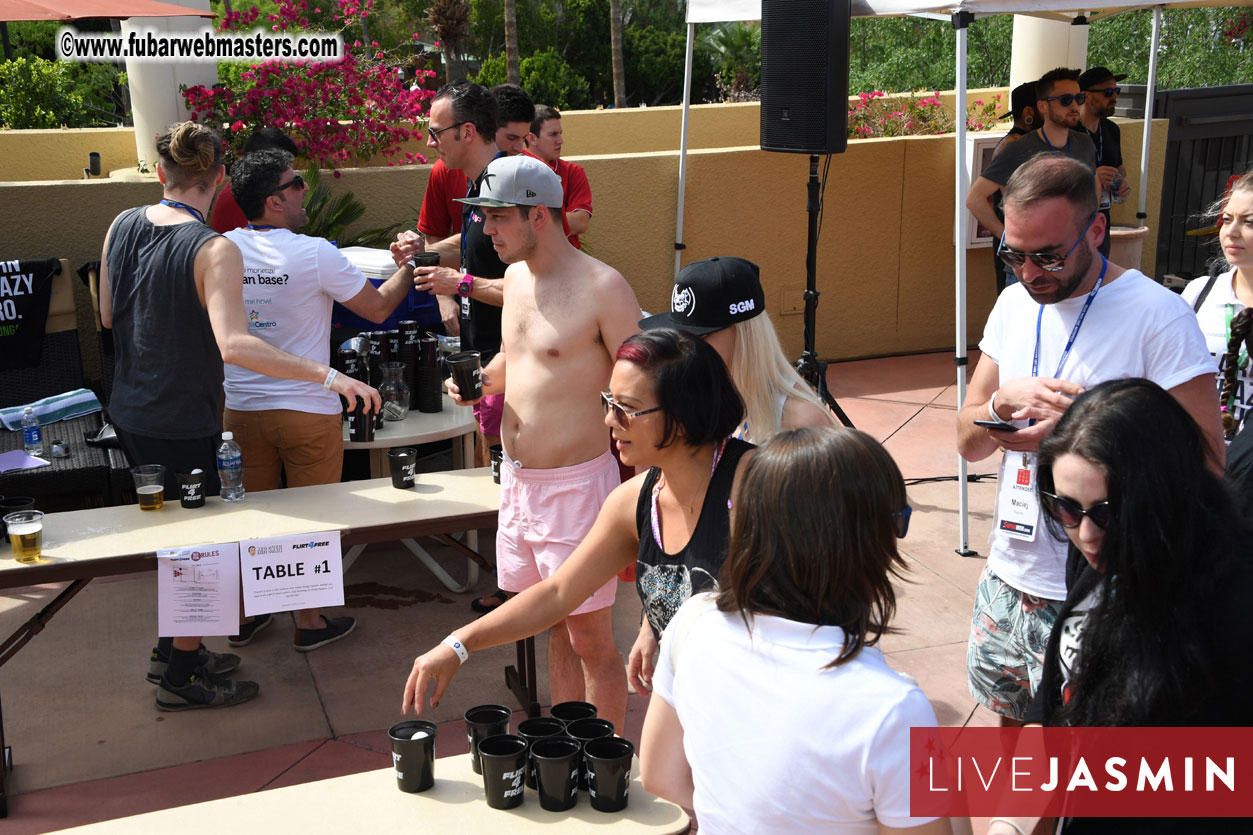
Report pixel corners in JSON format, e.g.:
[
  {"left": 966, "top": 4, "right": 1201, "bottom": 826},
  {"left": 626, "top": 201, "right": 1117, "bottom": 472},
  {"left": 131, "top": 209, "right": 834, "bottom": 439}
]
[
  {"left": 504, "top": 0, "right": 520, "bottom": 85},
  {"left": 609, "top": 0, "right": 627, "bottom": 107},
  {"left": 429, "top": 0, "right": 471, "bottom": 83}
]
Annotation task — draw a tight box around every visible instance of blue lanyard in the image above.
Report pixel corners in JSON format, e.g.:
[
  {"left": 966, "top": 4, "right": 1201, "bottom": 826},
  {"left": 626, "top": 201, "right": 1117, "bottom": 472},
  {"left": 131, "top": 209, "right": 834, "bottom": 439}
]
[
  {"left": 160, "top": 199, "right": 205, "bottom": 224},
  {"left": 1033, "top": 256, "right": 1108, "bottom": 379},
  {"left": 246, "top": 224, "right": 279, "bottom": 230},
  {"left": 1039, "top": 128, "right": 1071, "bottom": 157}
]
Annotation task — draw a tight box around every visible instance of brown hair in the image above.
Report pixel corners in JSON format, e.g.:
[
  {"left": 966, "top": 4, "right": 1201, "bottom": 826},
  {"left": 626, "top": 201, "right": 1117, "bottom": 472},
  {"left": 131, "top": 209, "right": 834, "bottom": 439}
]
[
  {"left": 1003, "top": 152, "right": 1098, "bottom": 229},
  {"left": 155, "top": 121, "right": 223, "bottom": 191},
  {"left": 1220, "top": 307, "right": 1252, "bottom": 438},
  {"left": 715, "top": 426, "right": 907, "bottom": 667}
]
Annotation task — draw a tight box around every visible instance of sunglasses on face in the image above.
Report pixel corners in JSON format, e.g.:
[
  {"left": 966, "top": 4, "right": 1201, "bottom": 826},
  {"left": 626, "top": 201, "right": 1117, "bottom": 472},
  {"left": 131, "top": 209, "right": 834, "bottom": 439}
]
[
  {"left": 428, "top": 121, "right": 466, "bottom": 141},
  {"left": 600, "top": 391, "right": 662, "bottom": 427},
  {"left": 269, "top": 174, "right": 304, "bottom": 196},
  {"left": 1040, "top": 93, "right": 1088, "bottom": 107},
  {"left": 997, "top": 211, "right": 1097, "bottom": 273},
  {"left": 1090, "top": 87, "right": 1120, "bottom": 97},
  {"left": 892, "top": 504, "right": 912, "bottom": 539},
  {"left": 1040, "top": 491, "right": 1113, "bottom": 530}
]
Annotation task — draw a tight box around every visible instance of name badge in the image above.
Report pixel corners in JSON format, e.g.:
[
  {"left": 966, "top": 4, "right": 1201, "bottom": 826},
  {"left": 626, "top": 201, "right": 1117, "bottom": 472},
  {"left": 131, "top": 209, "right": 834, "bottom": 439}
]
[
  {"left": 997, "top": 451, "right": 1039, "bottom": 542},
  {"left": 460, "top": 295, "right": 471, "bottom": 318}
]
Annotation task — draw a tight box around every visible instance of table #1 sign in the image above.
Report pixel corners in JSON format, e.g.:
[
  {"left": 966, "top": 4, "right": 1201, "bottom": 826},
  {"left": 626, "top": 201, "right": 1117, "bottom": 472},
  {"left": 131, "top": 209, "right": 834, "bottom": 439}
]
[
  {"left": 157, "top": 542, "right": 241, "bottom": 637},
  {"left": 240, "top": 531, "right": 345, "bottom": 617}
]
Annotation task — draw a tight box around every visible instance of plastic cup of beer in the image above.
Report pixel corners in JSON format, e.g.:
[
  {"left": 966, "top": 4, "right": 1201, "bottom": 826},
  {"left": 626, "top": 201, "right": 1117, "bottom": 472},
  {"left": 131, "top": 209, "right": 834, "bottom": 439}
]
[
  {"left": 4, "top": 510, "right": 44, "bottom": 564},
  {"left": 131, "top": 464, "right": 166, "bottom": 511}
]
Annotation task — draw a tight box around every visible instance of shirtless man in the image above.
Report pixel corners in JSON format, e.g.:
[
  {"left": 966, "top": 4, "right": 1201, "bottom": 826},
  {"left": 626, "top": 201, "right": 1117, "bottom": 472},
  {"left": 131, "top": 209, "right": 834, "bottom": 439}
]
[{"left": 401, "top": 154, "right": 641, "bottom": 728}]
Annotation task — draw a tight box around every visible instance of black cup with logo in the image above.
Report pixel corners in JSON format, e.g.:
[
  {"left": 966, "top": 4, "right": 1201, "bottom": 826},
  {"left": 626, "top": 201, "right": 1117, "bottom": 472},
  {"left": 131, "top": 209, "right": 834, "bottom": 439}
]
[
  {"left": 565, "top": 717, "right": 615, "bottom": 790},
  {"left": 584, "top": 736, "right": 634, "bottom": 812},
  {"left": 531, "top": 736, "right": 582, "bottom": 811},
  {"left": 490, "top": 444, "right": 504, "bottom": 484},
  {"left": 549, "top": 701, "right": 597, "bottom": 727},
  {"left": 398, "top": 320, "right": 420, "bottom": 409},
  {"left": 349, "top": 396, "right": 375, "bottom": 443},
  {"left": 516, "top": 716, "right": 565, "bottom": 789},
  {"left": 416, "top": 333, "right": 443, "bottom": 413},
  {"left": 388, "top": 719, "right": 437, "bottom": 793},
  {"left": 478, "top": 734, "right": 528, "bottom": 810},
  {"left": 465, "top": 704, "right": 512, "bottom": 775},
  {"left": 447, "top": 351, "right": 483, "bottom": 401},
  {"left": 388, "top": 447, "right": 417, "bottom": 489},
  {"left": 176, "top": 469, "right": 206, "bottom": 508}
]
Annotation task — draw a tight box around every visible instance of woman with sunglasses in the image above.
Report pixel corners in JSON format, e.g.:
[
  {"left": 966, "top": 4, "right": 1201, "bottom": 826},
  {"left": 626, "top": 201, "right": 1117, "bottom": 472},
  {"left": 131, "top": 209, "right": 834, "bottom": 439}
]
[
  {"left": 401, "top": 329, "right": 753, "bottom": 715},
  {"left": 641, "top": 427, "right": 957, "bottom": 834},
  {"left": 989, "top": 379, "right": 1253, "bottom": 834}
]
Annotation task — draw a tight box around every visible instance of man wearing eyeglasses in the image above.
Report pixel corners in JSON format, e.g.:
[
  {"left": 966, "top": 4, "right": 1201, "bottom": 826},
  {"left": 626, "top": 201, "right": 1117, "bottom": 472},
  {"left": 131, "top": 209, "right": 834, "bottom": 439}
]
[
  {"left": 220, "top": 150, "right": 415, "bottom": 652},
  {"left": 967, "top": 68, "right": 1097, "bottom": 290},
  {"left": 957, "top": 154, "right": 1221, "bottom": 728},
  {"left": 1079, "top": 66, "right": 1132, "bottom": 256}
]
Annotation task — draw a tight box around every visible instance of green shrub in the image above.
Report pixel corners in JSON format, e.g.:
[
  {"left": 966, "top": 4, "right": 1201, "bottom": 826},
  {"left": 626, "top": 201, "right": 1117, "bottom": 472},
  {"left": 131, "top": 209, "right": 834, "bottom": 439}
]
[{"left": 0, "top": 57, "right": 87, "bottom": 129}]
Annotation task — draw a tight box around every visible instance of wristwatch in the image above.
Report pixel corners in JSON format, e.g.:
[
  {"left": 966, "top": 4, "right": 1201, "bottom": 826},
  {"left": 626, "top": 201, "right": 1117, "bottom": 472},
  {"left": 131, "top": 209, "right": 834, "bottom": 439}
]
[{"left": 457, "top": 273, "right": 474, "bottom": 298}]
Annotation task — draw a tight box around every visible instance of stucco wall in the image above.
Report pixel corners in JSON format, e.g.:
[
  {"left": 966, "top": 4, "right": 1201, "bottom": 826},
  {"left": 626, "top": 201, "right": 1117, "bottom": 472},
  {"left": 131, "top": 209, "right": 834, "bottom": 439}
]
[{"left": 0, "top": 128, "right": 139, "bottom": 184}]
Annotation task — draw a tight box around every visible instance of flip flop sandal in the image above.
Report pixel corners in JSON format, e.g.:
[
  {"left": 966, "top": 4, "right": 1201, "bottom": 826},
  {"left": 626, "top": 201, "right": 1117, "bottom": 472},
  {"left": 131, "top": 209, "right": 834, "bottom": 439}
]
[{"left": 470, "top": 590, "right": 508, "bottom": 614}]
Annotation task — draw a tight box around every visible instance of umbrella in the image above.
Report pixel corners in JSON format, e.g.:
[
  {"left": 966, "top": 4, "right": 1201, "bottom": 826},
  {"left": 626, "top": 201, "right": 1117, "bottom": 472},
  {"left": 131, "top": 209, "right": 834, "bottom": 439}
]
[{"left": 1, "top": 0, "right": 215, "bottom": 59}]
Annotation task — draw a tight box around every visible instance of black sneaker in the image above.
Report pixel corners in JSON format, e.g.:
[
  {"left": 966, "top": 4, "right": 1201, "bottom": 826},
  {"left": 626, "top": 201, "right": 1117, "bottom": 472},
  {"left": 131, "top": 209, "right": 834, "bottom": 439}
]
[
  {"left": 294, "top": 616, "right": 356, "bottom": 652},
  {"left": 146, "top": 644, "right": 240, "bottom": 685},
  {"left": 155, "top": 669, "right": 260, "bottom": 712},
  {"left": 228, "top": 612, "right": 274, "bottom": 647}
]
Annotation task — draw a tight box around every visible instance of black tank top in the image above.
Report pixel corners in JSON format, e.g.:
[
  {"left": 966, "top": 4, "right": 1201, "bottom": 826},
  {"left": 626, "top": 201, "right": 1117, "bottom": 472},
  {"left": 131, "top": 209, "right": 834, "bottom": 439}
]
[{"left": 635, "top": 438, "right": 752, "bottom": 637}]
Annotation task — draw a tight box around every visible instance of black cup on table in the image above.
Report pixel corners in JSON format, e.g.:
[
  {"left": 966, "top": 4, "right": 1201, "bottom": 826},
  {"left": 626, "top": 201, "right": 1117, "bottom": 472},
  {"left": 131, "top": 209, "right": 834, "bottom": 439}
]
[
  {"left": 565, "top": 717, "right": 615, "bottom": 790},
  {"left": 416, "top": 334, "right": 443, "bottom": 413},
  {"left": 489, "top": 444, "right": 503, "bottom": 484},
  {"left": 388, "top": 719, "right": 437, "bottom": 793},
  {"left": 348, "top": 396, "right": 375, "bottom": 443},
  {"left": 465, "top": 703, "right": 512, "bottom": 775},
  {"left": 176, "top": 470, "right": 206, "bottom": 508},
  {"left": 0, "top": 496, "right": 35, "bottom": 539},
  {"left": 478, "top": 734, "right": 528, "bottom": 810},
  {"left": 549, "top": 700, "right": 597, "bottom": 727},
  {"left": 531, "top": 736, "right": 582, "bottom": 812},
  {"left": 585, "top": 736, "right": 634, "bottom": 812},
  {"left": 446, "top": 351, "right": 483, "bottom": 401},
  {"left": 388, "top": 447, "right": 417, "bottom": 489},
  {"left": 516, "top": 716, "right": 565, "bottom": 790}
]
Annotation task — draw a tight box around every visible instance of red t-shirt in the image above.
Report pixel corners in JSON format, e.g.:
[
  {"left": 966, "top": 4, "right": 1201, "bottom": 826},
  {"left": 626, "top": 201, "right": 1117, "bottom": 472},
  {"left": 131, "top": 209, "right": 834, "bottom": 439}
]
[
  {"left": 521, "top": 150, "right": 594, "bottom": 249},
  {"left": 210, "top": 182, "right": 247, "bottom": 234},
  {"left": 418, "top": 159, "right": 471, "bottom": 240}
]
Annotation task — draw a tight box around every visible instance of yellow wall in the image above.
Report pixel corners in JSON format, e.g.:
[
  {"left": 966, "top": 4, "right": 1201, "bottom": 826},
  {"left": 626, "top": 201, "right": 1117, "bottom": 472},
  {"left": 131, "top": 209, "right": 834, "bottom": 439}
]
[{"left": 0, "top": 128, "right": 139, "bottom": 183}]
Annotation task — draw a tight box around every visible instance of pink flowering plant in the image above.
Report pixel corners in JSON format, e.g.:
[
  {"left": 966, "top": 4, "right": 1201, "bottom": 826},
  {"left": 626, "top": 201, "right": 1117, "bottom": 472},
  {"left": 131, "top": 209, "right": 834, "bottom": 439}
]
[
  {"left": 847, "top": 90, "right": 1007, "bottom": 139},
  {"left": 184, "top": 0, "right": 436, "bottom": 169}
]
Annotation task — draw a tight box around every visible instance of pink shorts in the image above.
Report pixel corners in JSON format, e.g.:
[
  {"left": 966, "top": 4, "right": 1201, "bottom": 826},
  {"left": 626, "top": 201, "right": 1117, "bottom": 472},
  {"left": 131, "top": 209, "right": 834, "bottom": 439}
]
[
  {"left": 496, "top": 448, "right": 619, "bottom": 615},
  {"left": 473, "top": 394, "right": 504, "bottom": 436}
]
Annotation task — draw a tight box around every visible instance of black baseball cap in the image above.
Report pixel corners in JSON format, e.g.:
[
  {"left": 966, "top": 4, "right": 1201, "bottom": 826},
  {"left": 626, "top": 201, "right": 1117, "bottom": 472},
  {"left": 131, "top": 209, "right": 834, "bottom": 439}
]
[
  {"left": 1001, "top": 82, "right": 1036, "bottom": 120},
  {"left": 1078, "top": 66, "right": 1127, "bottom": 91},
  {"left": 639, "top": 256, "right": 766, "bottom": 335}
]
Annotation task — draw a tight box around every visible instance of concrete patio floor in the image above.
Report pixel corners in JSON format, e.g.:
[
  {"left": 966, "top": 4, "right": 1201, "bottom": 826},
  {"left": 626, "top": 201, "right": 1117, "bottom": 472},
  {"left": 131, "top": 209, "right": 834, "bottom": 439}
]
[{"left": 1, "top": 350, "right": 1006, "bottom": 833}]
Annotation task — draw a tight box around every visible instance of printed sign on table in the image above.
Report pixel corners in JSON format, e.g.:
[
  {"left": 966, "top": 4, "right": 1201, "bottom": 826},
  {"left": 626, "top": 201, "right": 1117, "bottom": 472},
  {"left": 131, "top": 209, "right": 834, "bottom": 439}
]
[
  {"left": 239, "top": 531, "right": 344, "bottom": 616},
  {"left": 157, "top": 542, "right": 241, "bottom": 637}
]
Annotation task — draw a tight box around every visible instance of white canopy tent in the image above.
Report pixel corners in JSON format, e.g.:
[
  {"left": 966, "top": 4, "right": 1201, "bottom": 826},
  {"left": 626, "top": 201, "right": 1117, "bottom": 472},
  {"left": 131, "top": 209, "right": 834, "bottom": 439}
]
[{"left": 678, "top": 0, "right": 1228, "bottom": 553}]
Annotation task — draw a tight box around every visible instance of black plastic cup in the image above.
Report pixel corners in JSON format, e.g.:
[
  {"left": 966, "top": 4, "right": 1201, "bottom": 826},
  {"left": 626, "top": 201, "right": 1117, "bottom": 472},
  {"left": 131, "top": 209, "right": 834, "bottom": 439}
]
[
  {"left": 388, "top": 447, "right": 417, "bottom": 489},
  {"left": 585, "top": 736, "right": 634, "bottom": 812},
  {"left": 0, "top": 496, "right": 35, "bottom": 539},
  {"left": 465, "top": 704, "right": 512, "bottom": 775},
  {"left": 388, "top": 719, "right": 437, "bottom": 793},
  {"left": 565, "top": 717, "right": 615, "bottom": 790},
  {"left": 176, "top": 470, "right": 206, "bottom": 508},
  {"left": 478, "top": 734, "right": 528, "bottom": 810},
  {"left": 385, "top": 329, "right": 402, "bottom": 360},
  {"left": 531, "top": 736, "right": 582, "bottom": 812},
  {"left": 517, "top": 717, "right": 565, "bottom": 790},
  {"left": 447, "top": 351, "right": 483, "bottom": 400},
  {"left": 490, "top": 444, "right": 504, "bottom": 484},
  {"left": 348, "top": 396, "right": 375, "bottom": 442},
  {"left": 549, "top": 701, "right": 597, "bottom": 726}
]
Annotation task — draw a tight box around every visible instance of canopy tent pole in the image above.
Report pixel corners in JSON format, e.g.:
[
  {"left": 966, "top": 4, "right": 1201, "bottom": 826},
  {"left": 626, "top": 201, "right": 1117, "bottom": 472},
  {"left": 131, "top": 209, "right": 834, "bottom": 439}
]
[
  {"left": 1137, "top": 5, "right": 1163, "bottom": 223},
  {"left": 675, "top": 21, "right": 697, "bottom": 280},
  {"left": 953, "top": 10, "right": 975, "bottom": 556}
]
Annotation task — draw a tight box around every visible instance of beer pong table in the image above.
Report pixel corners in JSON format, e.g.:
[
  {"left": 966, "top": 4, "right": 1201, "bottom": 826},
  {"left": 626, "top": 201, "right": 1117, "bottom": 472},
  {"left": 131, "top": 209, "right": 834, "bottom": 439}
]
[
  {"left": 52, "top": 753, "right": 691, "bottom": 833},
  {"left": 0, "top": 469, "right": 499, "bottom": 819}
]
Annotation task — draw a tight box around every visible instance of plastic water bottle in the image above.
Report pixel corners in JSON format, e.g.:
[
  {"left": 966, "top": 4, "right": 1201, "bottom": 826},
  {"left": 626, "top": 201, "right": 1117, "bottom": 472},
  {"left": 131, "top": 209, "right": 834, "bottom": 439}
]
[
  {"left": 22, "top": 407, "right": 43, "bottom": 456},
  {"left": 216, "top": 431, "right": 245, "bottom": 502}
]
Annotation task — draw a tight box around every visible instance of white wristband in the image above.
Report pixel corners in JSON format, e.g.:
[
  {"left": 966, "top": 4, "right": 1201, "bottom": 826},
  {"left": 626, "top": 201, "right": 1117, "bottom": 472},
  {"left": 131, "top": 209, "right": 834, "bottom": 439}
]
[
  {"left": 989, "top": 819, "right": 1027, "bottom": 835},
  {"left": 322, "top": 367, "right": 338, "bottom": 391},
  {"left": 442, "top": 634, "right": 469, "bottom": 664},
  {"left": 987, "top": 389, "right": 1001, "bottom": 422}
]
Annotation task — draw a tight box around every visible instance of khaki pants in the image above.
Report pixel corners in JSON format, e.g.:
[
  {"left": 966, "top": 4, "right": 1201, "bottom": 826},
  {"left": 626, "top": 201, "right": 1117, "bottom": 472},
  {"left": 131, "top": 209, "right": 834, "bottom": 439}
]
[{"left": 222, "top": 408, "right": 343, "bottom": 492}]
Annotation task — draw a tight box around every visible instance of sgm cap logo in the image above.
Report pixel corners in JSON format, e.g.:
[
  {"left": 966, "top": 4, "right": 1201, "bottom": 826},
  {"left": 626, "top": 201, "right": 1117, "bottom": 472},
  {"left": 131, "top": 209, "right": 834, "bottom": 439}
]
[{"left": 639, "top": 256, "right": 766, "bottom": 335}]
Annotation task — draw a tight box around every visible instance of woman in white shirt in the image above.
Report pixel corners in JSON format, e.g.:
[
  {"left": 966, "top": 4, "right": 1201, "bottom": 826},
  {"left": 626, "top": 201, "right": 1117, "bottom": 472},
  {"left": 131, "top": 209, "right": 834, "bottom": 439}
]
[
  {"left": 1182, "top": 169, "right": 1253, "bottom": 440},
  {"left": 640, "top": 426, "right": 960, "bottom": 835}
]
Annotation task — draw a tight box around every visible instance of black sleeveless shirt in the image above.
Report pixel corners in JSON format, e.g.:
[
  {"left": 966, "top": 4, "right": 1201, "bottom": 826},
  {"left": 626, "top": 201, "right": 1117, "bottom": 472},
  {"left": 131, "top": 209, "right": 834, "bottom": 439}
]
[{"left": 635, "top": 438, "right": 752, "bottom": 637}]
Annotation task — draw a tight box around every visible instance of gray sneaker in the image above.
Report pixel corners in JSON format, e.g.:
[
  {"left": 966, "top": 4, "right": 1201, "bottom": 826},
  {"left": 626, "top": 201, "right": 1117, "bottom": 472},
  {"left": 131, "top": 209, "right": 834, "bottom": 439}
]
[
  {"left": 146, "top": 645, "right": 240, "bottom": 685},
  {"left": 155, "top": 669, "right": 260, "bottom": 712}
]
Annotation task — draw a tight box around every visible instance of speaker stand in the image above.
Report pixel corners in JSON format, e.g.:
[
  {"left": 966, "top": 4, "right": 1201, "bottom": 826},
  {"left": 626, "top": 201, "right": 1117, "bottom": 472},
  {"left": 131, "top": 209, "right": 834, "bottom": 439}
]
[{"left": 796, "top": 154, "right": 854, "bottom": 428}]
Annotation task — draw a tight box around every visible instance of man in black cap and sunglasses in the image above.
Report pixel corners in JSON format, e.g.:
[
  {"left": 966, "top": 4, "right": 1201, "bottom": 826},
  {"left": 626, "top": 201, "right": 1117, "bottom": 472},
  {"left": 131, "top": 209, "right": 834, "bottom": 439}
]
[
  {"left": 1079, "top": 66, "right": 1132, "bottom": 256},
  {"left": 967, "top": 68, "right": 1097, "bottom": 290},
  {"left": 957, "top": 153, "right": 1221, "bottom": 728}
]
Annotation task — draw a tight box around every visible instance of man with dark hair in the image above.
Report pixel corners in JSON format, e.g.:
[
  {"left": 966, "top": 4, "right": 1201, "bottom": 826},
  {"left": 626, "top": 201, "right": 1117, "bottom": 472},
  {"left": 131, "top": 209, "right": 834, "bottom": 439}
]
[
  {"left": 222, "top": 149, "right": 414, "bottom": 652},
  {"left": 446, "top": 154, "right": 641, "bottom": 731},
  {"left": 957, "top": 153, "right": 1220, "bottom": 726},
  {"left": 984, "top": 83, "right": 1039, "bottom": 292},
  {"left": 527, "top": 104, "right": 594, "bottom": 249},
  {"left": 491, "top": 83, "right": 536, "bottom": 155},
  {"left": 211, "top": 126, "right": 301, "bottom": 233},
  {"left": 967, "top": 69, "right": 1097, "bottom": 289},
  {"left": 1079, "top": 66, "right": 1132, "bottom": 255}
]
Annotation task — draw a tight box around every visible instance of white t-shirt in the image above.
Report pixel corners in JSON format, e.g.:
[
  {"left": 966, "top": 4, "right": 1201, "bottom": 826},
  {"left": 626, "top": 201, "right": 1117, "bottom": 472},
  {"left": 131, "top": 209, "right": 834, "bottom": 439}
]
[
  {"left": 223, "top": 228, "right": 367, "bottom": 414},
  {"left": 980, "top": 268, "right": 1215, "bottom": 600},
  {"left": 652, "top": 593, "right": 939, "bottom": 834},
  {"left": 1181, "top": 268, "right": 1251, "bottom": 433}
]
